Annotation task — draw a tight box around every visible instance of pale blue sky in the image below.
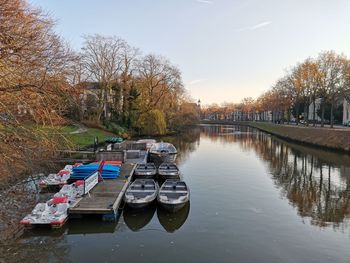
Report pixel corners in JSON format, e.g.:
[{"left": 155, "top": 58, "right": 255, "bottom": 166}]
[{"left": 30, "top": 0, "right": 350, "bottom": 104}]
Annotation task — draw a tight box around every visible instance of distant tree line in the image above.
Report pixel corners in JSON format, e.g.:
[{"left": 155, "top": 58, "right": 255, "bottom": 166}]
[{"left": 203, "top": 51, "right": 350, "bottom": 128}]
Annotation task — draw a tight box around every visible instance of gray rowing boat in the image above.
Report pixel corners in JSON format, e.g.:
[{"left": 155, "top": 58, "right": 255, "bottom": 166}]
[
  {"left": 149, "top": 142, "right": 177, "bottom": 164},
  {"left": 134, "top": 163, "right": 157, "bottom": 179},
  {"left": 158, "top": 163, "right": 180, "bottom": 179},
  {"left": 157, "top": 180, "right": 190, "bottom": 212},
  {"left": 136, "top": 139, "right": 156, "bottom": 150},
  {"left": 124, "top": 179, "right": 158, "bottom": 208}
]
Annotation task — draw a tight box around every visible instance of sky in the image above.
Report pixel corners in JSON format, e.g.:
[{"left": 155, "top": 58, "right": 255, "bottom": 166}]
[{"left": 30, "top": 0, "right": 350, "bottom": 105}]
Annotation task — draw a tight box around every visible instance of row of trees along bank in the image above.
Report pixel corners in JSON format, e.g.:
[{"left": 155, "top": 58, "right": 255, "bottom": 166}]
[
  {"left": 203, "top": 51, "right": 350, "bottom": 128},
  {"left": 0, "top": 0, "right": 199, "bottom": 180},
  {"left": 70, "top": 35, "right": 199, "bottom": 135}
]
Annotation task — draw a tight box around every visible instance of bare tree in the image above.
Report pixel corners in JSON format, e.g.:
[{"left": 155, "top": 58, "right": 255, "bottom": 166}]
[
  {"left": 136, "top": 54, "right": 184, "bottom": 114},
  {"left": 0, "top": 0, "right": 75, "bottom": 180},
  {"left": 317, "top": 51, "right": 348, "bottom": 128},
  {"left": 272, "top": 77, "right": 293, "bottom": 122},
  {"left": 119, "top": 43, "right": 140, "bottom": 124},
  {"left": 81, "top": 35, "right": 125, "bottom": 121},
  {"left": 291, "top": 59, "right": 321, "bottom": 126}
]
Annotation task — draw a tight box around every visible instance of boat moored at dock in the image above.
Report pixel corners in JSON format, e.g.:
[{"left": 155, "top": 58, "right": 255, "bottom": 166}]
[
  {"left": 21, "top": 171, "right": 100, "bottom": 228},
  {"left": 124, "top": 179, "right": 158, "bottom": 208},
  {"left": 134, "top": 163, "right": 157, "bottom": 179},
  {"left": 137, "top": 139, "right": 156, "bottom": 150},
  {"left": 20, "top": 139, "right": 186, "bottom": 231},
  {"left": 158, "top": 163, "right": 180, "bottom": 180},
  {"left": 39, "top": 164, "right": 81, "bottom": 189},
  {"left": 20, "top": 196, "right": 70, "bottom": 228},
  {"left": 149, "top": 142, "right": 177, "bottom": 164},
  {"left": 157, "top": 180, "right": 190, "bottom": 212}
]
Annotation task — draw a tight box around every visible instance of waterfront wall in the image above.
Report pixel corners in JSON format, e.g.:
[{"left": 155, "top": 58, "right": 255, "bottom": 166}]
[{"left": 200, "top": 120, "right": 350, "bottom": 152}]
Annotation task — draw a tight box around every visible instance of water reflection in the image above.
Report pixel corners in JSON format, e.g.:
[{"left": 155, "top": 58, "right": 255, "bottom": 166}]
[
  {"left": 122, "top": 203, "right": 190, "bottom": 233},
  {"left": 157, "top": 202, "right": 190, "bottom": 233},
  {"left": 18, "top": 215, "right": 120, "bottom": 239},
  {"left": 265, "top": 142, "right": 350, "bottom": 229},
  {"left": 0, "top": 233, "right": 71, "bottom": 263},
  {"left": 123, "top": 204, "right": 157, "bottom": 231},
  {"left": 5, "top": 125, "right": 350, "bottom": 263},
  {"left": 200, "top": 124, "right": 257, "bottom": 147},
  {"left": 160, "top": 127, "right": 200, "bottom": 165},
  {"left": 201, "top": 124, "right": 350, "bottom": 230},
  {"left": 67, "top": 216, "right": 118, "bottom": 235}
]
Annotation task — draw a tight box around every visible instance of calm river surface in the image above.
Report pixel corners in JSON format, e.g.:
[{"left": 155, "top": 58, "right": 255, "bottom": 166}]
[{"left": 4, "top": 124, "right": 350, "bottom": 263}]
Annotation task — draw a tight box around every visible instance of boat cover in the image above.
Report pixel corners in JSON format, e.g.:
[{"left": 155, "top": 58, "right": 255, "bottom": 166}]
[
  {"left": 105, "top": 137, "right": 123, "bottom": 143},
  {"left": 71, "top": 163, "right": 121, "bottom": 179},
  {"left": 91, "top": 161, "right": 122, "bottom": 165}
]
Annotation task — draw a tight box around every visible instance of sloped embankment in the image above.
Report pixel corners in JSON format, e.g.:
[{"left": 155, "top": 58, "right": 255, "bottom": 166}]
[{"left": 249, "top": 122, "right": 350, "bottom": 152}]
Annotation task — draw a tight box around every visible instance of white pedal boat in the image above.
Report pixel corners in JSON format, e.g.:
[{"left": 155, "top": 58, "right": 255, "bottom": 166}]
[
  {"left": 54, "top": 180, "right": 85, "bottom": 204},
  {"left": 20, "top": 196, "right": 70, "bottom": 227},
  {"left": 21, "top": 180, "right": 85, "bottom": 227},
  {"left": 39, "top": 165, "right": 77, "bottom": 188}
]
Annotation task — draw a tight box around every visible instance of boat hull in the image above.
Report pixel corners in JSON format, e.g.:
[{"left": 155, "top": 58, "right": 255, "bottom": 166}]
[
  {"left": 124, "top": 200, "right": 155, "bottom": 209},
  {"left": 134, "top": 174, "right": 156, "bottom": 179},
  {"left": 134, "top": 171, "right": 157, "bottom": 179},
  {"left": 149, "top": 153, "right": 177, "bottom": 164},
  {"left": 157, "top": 172, "right": 180, "bottom": 180},
  {"left": 157, "top": 179, "right": 190, "bottom": 213},
  {"left": 21, "top": 217, "right": 68, "bottom": 229},
  {"left": 158, "top": 201, "right": 188, "bottom": 212},
  {"left": 134, "top": 163, "right": 157, "bottom": 179},
  {"left": 124, "top": 179, "right": 158, "bottom": 209},
  {"left": 157, "top": 163, "right": 180, "bottom": 180}
]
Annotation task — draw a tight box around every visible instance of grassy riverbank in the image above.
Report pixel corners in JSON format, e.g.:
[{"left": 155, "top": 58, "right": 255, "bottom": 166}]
[
  {"left": 66, "top": 127, "right": 115, "bottom": 147},
  {"left": 30, "top": 125, "right": 116, "bottom": 147}
]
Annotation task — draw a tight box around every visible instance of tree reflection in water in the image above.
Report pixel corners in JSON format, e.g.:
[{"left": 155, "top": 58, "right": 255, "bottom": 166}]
[
  {"left": 0, "top": 230, "right": 70, "bottom": 263},
  {"left": 201, "top": 124, "right": 350, "bottom": 230},
  {"left": 4, "top": 125, "right": 350, "bottom": 261},
  {"left": 160, "top": 127, "right": 201, "bottom": 165}
]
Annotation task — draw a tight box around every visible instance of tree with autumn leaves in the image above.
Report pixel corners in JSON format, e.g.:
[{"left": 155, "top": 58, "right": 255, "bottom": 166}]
[
  {"left": 76, "top": 35, "right": 197, "bottom": 134},
  {"left": 203, "top": 51, "right": 350, "bottom": 128},
  {"left": 0, "top": 0, "right": 77, "bottom": 181},
  {"left": 0, "top": 0, "right": 199, "bottom": 180},
  {"left": 258, "top": 51, "right": 350, "bottom": 127}
]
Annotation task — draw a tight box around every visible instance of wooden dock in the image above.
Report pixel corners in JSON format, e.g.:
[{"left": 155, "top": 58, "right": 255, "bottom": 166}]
[
  {"left": 69, "top": 163, "right": 135, "bottom": 217},
  {"left": 66, "top": 141, "right": 149, "bottom": 220}
]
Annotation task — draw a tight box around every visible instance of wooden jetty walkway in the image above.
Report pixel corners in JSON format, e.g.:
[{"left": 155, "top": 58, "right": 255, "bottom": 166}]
[
  {"left": 61, "top": 141, "right": 149, "bottom": 221},
  {"left": 69, "top": 163, "right": 135, "bottom": 218}
]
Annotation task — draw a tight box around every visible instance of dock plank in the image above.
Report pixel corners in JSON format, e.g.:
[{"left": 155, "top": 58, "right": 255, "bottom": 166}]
[{"left": 69, "top": 163, "right": 135, "bottom": 215}]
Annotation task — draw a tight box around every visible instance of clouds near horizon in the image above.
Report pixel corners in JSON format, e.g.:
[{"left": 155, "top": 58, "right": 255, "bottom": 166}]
[
  {"left": 236, "top": 21, "right": 272, "bottom": 32},
  {"left": 195, "top": 0, "right": 213, "bottom": 4},
  {"left": 30, "top": 0, "right": 350, "bottom": 104}
]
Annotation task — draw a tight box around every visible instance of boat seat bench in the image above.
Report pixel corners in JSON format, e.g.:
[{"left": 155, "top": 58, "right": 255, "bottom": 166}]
[{"left": 160, "top": 190, "right": 188, "bottom": 193}]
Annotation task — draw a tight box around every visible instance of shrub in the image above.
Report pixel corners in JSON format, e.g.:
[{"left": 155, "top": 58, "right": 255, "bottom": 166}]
[
  {"left": 137, "top": 110, "right": 167, "bottom": 135},
  {"left": 103, "top": 121, "right": 127, "bottom": 135}
]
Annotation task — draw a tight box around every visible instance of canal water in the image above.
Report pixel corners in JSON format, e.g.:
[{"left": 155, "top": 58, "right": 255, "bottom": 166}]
[{"left": 3, "top": 124, "right": 350, "bottom": 263}]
